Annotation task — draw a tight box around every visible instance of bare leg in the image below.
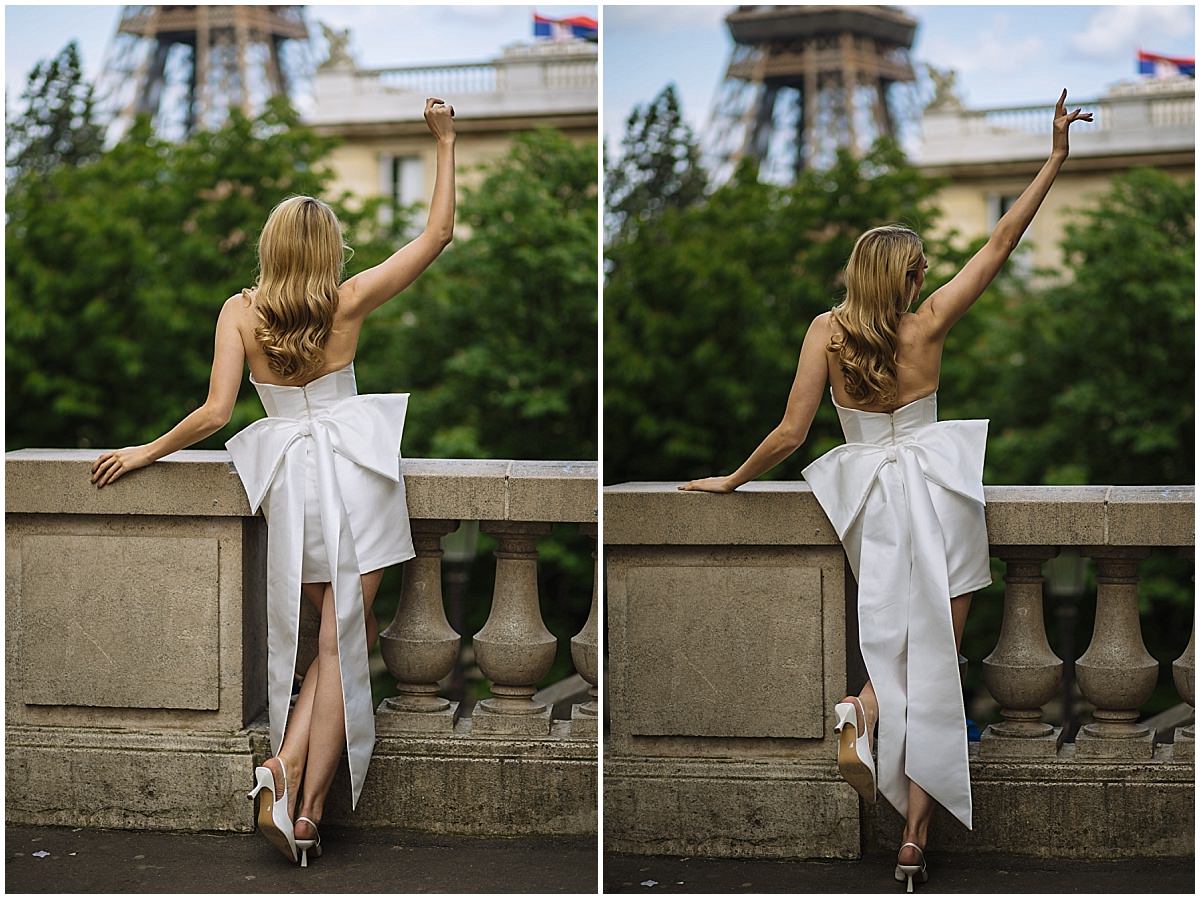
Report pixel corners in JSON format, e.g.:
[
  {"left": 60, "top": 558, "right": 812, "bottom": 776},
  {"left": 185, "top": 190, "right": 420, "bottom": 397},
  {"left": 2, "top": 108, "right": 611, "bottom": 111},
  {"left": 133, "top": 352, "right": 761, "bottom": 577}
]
[
  {"left": 899, "top": 591, "right": 974, "bottom": 864},
  {"left": 263, "top": 583, "right": 331, "bottom": 819},
  {"left": 293, "top": 569, "right": 385, "bottom": 840}
]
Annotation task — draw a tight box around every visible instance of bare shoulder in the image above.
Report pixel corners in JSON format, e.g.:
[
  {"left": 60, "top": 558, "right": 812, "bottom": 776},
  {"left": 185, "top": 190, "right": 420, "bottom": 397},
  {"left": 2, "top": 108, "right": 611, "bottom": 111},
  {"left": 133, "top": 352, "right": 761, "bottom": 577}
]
[
  {"left": 812, "top": 309, "right": 841, "bottom": 345},
  {"left": 905, "top": 304, "right": 944, "bottom": 342},
  {"left": 226, "top": 288, "right": 255, "bottom": 309},
  {"left": 222, "top": 291, "right": 257, "bottom": 334}
]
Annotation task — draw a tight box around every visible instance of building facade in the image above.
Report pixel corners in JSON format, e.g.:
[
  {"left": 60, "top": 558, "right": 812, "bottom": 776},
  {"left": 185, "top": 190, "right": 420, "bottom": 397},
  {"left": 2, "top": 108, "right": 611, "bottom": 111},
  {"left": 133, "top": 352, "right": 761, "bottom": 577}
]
[
  {"left": 305, "top": 35, "right": 598, "bottom": 230},
  {"left": 912, "top": 73, "right": 1194, "bottom": 281}
]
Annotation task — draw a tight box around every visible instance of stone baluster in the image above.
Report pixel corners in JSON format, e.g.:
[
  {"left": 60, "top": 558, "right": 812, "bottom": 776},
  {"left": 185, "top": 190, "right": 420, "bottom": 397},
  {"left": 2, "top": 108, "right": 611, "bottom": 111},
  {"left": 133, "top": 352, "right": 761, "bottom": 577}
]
[
  {"left": 569, "top": 523, "right": 598, "bottom": 739},
  {"left": 980, "top": 546, "right": 1064, "bottom": 757},
  {"left": 1172, "top": 546, "right": 1194, "bottom": 763},
  {"left": 1074, "top": 546, "right": 1158, "bottom": 759},
  {"left": 472, "top": 521, "right": 557, "bottom": 736},
  {"left": 377, "top": 519, "right": 462, "bottom": 733}
]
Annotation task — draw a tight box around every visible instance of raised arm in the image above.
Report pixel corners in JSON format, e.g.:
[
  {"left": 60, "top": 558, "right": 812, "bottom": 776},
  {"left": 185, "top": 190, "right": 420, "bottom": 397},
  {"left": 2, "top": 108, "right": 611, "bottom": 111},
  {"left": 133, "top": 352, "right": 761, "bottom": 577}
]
[
  {"left": 680, "top": 312, "right": 830, "bottom": 493},
  {"left": 91, "top": 295, "right": 246, "bottom": 487},
  {"left": 918, "top": 89, "right": 1093, "bottom": 339},
  {"left": 342, "top": 97, "right": 457, "bottom": 319}
]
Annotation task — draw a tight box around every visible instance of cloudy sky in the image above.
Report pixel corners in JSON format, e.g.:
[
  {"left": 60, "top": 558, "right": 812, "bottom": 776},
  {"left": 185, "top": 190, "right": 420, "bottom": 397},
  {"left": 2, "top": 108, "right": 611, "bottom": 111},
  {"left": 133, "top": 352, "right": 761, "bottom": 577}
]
[
  {"left": 4, "top": 4, "right": 597, "bottom": 103},
  {"left": 603, "top": 4, "right": 1195, "bottom": 153},
  {"left": 4, "top": 3, "right": 1193, "bottom": 153}
]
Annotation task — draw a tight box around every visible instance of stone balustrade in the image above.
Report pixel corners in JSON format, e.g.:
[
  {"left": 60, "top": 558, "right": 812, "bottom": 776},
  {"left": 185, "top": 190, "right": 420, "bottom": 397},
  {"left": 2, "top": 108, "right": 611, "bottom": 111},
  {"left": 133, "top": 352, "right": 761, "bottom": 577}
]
[
  {"left": 310, "top": 39, "right": 598, "bottom": 129},
  {"left": 916, "top": 79, "right": 1195, "bottom": 167},
  {"left": 604, "top": 482, "right": 1194, "bottom": 860},
  {"left": 6, "top": 450, "right": 597, "bottom": 835}
]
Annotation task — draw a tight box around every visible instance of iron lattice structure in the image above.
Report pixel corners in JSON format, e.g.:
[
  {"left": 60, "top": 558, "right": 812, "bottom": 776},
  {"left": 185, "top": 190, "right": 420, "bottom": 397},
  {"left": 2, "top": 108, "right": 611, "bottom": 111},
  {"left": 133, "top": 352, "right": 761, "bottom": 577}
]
[
  {"left": 703, "top": 5, "right": 920, "bottom": 185},
  {"left": 98, "top": 5, "right": 311, "bottom": 142}
]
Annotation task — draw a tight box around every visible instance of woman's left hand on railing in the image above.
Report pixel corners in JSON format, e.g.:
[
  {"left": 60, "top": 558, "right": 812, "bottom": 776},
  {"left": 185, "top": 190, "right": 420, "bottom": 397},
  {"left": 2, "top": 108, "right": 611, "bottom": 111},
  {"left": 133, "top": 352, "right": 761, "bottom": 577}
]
[
  {"left": 678, "top": 476, "right": 735, "bottom": 493},
  {"left": 91, "top": 445, "right": 154, "bottom": 488}
]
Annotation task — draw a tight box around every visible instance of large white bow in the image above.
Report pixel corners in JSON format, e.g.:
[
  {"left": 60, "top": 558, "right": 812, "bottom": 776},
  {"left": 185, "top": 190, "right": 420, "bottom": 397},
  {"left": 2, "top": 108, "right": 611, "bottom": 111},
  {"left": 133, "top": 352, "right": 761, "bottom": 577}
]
[
  {"left": 226, "top": 393, "right": 409, "bottom": 811},
  {"left": 803, "top": 418, "right": 987, "bottom": 830}
]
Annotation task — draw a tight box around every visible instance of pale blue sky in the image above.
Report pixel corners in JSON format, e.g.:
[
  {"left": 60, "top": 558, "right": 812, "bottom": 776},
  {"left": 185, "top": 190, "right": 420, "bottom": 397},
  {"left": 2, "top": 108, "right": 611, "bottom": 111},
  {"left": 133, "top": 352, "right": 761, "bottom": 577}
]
[
  {"left": 5, "top": 4, "right": 597, "bottom": 105},
  {"left": 603, "top": 4, "right": 1196, "bottom": 154}
]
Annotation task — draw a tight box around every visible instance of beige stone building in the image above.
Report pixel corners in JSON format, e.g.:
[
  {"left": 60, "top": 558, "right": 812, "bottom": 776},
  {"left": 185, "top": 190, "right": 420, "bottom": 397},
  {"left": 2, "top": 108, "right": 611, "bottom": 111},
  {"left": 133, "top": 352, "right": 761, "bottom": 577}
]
[
  {"left": 304, "top": 35, "right": 597, "bottom": 232},
  {"left": 912, "top": 72, "right": 1194, "bottom": 282}
]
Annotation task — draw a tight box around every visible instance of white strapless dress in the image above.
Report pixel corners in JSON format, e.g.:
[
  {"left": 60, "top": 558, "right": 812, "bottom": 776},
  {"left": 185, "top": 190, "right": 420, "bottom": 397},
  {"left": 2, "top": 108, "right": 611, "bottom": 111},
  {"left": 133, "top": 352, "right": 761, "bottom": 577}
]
[
  {"left": 225, "top": 361, "right": 415, "bottom": 810},
  {"left": 801, "top": 387, "right": 992, "bottom": 830}
]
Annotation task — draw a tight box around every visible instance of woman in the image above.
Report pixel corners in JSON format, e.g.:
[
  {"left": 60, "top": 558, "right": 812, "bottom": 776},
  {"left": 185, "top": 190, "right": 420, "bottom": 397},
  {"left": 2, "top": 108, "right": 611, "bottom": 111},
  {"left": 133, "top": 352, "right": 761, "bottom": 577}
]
[
  {"left": 90, "top": 97, "right": 457, "bottom": 866},
  {"left": 680, "top": 90, "right": 1091, "bottom": 890}
]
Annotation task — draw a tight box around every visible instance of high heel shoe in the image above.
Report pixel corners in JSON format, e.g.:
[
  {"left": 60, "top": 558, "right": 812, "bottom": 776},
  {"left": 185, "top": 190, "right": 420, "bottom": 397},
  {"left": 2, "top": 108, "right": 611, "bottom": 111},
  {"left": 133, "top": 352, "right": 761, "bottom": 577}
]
[
  {"left": 246, "top": 758, "right": 298, "bottom": 863},
  {"left": 894, "top": 842, "right": 929, "bottom": 892},
  {"left": 294, "top": 816, "right": 323, "bottom": 867},
  {"left": 833, "top": 697, "right": 877, "bottom": 803}
]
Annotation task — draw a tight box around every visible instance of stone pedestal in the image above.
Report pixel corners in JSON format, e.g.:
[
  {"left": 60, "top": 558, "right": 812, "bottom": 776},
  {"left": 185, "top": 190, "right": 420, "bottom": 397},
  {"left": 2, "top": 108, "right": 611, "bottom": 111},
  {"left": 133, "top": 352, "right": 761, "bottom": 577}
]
[
  {"left": 472, "top": 522, "right": 556, "bottom": 737},
  {"left": 1075, "top": 547, "right": 1157, "bottom": 761},
  {"left": 981, "top": 547, "right": 1064, "bottom": 758},
  {"left": 377, "top": 519, "right": 462, "bottom": 734}
]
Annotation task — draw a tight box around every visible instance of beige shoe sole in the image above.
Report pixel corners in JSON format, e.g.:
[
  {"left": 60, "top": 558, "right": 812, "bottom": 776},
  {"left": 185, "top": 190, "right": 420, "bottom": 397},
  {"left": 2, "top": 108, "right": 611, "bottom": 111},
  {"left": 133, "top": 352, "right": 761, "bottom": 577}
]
[
  {"left": 255, "top": 791, "right": 296, "bottom": 862},
  {"left": 837, "top": 723, "right": 877, "bottom": 803}
]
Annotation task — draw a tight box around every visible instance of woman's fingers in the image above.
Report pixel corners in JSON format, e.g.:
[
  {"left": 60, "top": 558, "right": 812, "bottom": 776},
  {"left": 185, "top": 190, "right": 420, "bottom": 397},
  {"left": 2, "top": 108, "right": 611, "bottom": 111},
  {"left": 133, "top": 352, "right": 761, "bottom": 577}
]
[
  {"left": 91, "top": 451, "right": 111, "bottom": 474},
  {"left": 94, "top": 457, "right": 119, "bottom": 486},
  {"left": 92, "top": 453, "right": 125, "bottom": 487},
  {"left": 94, "top": 461, "right": 112, "bottom": 486},
  {"left": 91, "top": 456, "right": 112, "bottom": 482}
]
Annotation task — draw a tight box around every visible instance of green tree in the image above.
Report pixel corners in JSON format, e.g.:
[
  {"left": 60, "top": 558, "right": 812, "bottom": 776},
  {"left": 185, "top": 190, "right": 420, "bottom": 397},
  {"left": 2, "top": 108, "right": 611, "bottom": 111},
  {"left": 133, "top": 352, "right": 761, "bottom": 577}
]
[
  {"left": 5, "top": 97, "right": 401, "bottom": 452},
  {"left": 358, "top": 127, "right": 598, "bottom": 462},
  {"left": 982, "top": 167, "right": 1194, "bottom": 486},
  {"left": 604, "top": 83, "right": 708, "bottom": 244},
  {"left": 603, "top": 129, "right": 1027, "bottom": 484},
  {"left": 6, "top": 40, "right": 104, "bottom": 183}
]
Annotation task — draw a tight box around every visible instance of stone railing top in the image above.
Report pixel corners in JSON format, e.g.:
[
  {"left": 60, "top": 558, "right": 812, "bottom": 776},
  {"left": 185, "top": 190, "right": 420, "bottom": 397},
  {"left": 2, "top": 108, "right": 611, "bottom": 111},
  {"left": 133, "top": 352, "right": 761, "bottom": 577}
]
[
  {"left": 603, "top": 482, "right": 1193, "bottom": 548},
  {"left": 6, "top": 450, "right": 597, "bottom": 524}
]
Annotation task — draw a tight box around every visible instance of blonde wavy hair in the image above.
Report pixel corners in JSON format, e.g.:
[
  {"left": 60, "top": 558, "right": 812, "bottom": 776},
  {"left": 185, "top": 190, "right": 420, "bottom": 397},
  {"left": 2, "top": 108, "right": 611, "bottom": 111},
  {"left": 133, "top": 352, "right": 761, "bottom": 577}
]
[
  {"left": 243, "top": 195, "right": 350, "bottom": 381},
  {"left": 827, "top": 224, "right": 925, "bottom": 407}
]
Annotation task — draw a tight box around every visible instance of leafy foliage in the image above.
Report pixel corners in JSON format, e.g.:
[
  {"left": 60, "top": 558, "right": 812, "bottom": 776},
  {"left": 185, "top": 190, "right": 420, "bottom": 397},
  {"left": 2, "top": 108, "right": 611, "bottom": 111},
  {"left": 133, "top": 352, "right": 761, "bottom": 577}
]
[
  {"left": 604, "top": 85, "right": 1027, "bottom": 483},
  {"left": 604, "top": 82, "right": 707, "bottom": 243},
  {"left": 982, "top": 167, "right": 1194, "bottom": 486},
  {"left": 604, "top": 86, "right": 1194, "bottom": 493},
  {"left": 6, "top": 40, "right": 104, "bottom": 184},
  {"left": 358, "top": 127, "right": 598, "bottom": 462},
  {"left": 6, "top": 96, "right": 400, "bottom": 452}
]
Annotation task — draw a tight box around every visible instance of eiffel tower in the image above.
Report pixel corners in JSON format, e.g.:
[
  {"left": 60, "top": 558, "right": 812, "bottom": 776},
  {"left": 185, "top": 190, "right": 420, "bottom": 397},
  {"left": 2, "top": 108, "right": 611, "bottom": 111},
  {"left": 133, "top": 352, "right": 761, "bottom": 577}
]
[
  {"left": 98, "top": 5, "right": 311, "bottom": 141},
  {"left": 703, "top": 5, "right": 920, "bottom": 185}
]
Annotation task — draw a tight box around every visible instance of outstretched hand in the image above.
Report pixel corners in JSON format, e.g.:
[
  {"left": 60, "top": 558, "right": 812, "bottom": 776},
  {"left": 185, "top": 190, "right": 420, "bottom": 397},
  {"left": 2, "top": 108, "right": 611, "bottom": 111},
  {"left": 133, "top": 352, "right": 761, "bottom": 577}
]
[
  {"left": 1052, "top": 88, "right": 1092, "bottom": 157},
  {"left": 424, "top": 96, "right": 456, "bottom": 142},
  {"left": 91, "top": 445, "right": 153, "bottom": 488},
  {"left": 678, "top": 476, "right": 735, "bottom": 493}
]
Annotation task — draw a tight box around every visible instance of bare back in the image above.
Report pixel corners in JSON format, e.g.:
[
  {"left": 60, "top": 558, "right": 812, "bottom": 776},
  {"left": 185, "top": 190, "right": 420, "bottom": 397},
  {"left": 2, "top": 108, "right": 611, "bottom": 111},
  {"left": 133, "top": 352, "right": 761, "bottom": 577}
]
[
  {"left": 234, "top": 286, "right": 366, "bottom": 387},
  {"left": 826, "top": 310, "right": 947, "bottom": 413}
]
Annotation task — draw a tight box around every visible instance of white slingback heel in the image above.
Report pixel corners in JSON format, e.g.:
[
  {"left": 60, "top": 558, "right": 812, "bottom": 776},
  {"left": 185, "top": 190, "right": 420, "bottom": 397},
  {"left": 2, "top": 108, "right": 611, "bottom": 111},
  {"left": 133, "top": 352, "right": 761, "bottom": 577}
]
[
  {"left": 246, "top": 758, "right": 298, "bottom": 863},
  {"left": 833, "top": 697, "right": 877, "bottom": 803},
  {"left": 894, "top": 842, "right": 929, "bottom": 892},
  {"left": 294, "top": 816, "right": 322, "bottom": 867}
]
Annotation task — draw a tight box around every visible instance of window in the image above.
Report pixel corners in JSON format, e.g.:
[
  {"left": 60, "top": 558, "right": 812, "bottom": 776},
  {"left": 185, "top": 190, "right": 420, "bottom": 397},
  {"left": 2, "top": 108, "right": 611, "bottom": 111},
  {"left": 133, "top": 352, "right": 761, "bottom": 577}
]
[{"left": 377, "top": 153, "right": 425, "bottom": 237}]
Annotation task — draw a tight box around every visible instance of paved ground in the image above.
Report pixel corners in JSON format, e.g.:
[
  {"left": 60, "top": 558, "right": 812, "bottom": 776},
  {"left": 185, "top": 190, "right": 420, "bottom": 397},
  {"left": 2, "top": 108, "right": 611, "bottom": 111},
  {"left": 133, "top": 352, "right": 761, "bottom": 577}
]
[
  {"left": 604, "top": 851, "right": 1195, "bottom": 894},
  {"left": 6, "top": 825, "right": 597, "bottom": 894}
]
